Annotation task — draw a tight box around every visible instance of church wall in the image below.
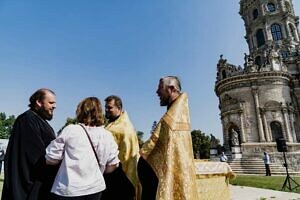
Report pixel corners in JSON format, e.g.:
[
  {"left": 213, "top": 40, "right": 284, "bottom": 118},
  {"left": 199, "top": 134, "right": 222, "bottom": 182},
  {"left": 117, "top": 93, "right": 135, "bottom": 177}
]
[
  {"left": 220, "top": 86, "right": 260, "bottom": 143},
  {"left": 259, "top": 83, "right": 292, "bottom": 140},
  {"left": 243, "top": 98, "right": 259, "bottom": 142},
  {"left": 241, "top": 143, "right": 300, "bottom": 171},
  {"left": 257, "top": 84, "right": 291, "bottom": 104},
  {"left": 287, "top": 63, "right": 298, "bottom": 74},
  {"left": 273, "top": 152, "right": 300, "bottom": 172}
]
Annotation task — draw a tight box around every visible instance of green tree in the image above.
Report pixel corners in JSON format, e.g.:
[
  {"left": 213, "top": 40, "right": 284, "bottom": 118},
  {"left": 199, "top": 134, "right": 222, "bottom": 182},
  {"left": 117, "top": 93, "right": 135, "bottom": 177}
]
[
  {"left": 210, "top": 134, "right": 223, "bottom": 154},
  {"left": 58, "top": 117, "right": 77, "bottom": 135},
  {"left": 191, "top": 130, "right": 221, "bottom": 159},
  {"left": 0, "top": 112, "right": 16, "bottom": 139},
  {"left": 137, "top": 131, "right": 144, "bottom": 148},
  {"left": 0, "top": 113, "right": 6, "bottom": 121}
]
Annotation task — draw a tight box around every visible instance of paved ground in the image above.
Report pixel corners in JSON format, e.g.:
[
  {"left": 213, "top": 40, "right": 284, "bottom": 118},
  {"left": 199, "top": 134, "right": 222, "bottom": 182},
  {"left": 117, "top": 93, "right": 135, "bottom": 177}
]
[{"left": 231, "top": 185, "right": 300, "bottom": 200}]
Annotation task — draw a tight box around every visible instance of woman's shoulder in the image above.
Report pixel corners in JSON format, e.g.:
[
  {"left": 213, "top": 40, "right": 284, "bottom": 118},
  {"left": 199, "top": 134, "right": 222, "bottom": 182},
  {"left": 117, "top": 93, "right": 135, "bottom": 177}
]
[
  {"left": 64, "top": 124, "right": 80, "bottom": 131},
  {"left": 94, "top": 126, "right": 115, "bottom": 141},
  {"left": 59, "top": 124, "right": 81, "bottom": 136},
  {"left": 95, "top": 126, "right": 113, "bottom": 136}
]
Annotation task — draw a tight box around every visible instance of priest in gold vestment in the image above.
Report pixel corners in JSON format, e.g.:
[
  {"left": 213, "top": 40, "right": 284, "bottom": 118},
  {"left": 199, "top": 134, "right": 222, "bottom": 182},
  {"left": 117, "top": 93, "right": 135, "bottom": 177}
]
[
  {"left": 103, "top": 95, "right": 140, "bottom": 200},
  {"left": 139, "top": 76, "right": 199, "bottom": 200}
]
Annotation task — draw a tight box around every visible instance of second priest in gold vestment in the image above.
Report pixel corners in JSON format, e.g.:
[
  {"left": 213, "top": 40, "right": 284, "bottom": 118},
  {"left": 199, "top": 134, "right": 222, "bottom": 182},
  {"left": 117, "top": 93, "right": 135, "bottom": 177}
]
[
  {"left": 104, "top": 95, "right": 140, "bottom": 200},
  {"left": 139, "top": 76, "right": 199, "bottom": 200}
]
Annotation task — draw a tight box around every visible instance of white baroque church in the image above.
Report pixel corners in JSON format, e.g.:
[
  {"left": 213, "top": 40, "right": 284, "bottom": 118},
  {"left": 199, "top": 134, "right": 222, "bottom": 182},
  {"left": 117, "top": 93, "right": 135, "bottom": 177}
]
[{"left": 215, "top": 0, "right": 300, "bottom": 171}]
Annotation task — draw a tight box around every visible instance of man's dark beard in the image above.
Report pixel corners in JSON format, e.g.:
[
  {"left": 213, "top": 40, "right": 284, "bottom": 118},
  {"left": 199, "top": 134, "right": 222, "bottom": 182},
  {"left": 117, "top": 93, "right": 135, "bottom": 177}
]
[
  {"left": 160, "top": 96, "right": 170, "bottom": 106},
  {"left": 37, "top": 108, "right": 53, "bottom": 121},
  {"left": 105, "top": 113, "right": 119, "bottom": 122}
]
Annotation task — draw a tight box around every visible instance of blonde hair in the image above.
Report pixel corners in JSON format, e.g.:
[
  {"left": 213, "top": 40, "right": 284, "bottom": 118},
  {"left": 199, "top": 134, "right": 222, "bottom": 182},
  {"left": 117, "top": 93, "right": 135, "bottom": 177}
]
[{"left": 76, "top": 97, "right": 104, "bottom": 126}]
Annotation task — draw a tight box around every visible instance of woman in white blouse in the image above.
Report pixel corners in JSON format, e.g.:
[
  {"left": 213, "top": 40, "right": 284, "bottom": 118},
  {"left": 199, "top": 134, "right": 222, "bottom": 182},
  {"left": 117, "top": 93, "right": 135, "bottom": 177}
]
[{"left": 45, "top": 97, "right": 120, "bottom": 200}]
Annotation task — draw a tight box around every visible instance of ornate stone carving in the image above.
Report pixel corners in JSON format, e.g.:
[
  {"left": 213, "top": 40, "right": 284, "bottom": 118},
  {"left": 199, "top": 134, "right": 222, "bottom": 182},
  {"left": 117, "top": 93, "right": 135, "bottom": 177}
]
[
  {"left": 231, "top": 129, "right": 239, "bottom": 146},
  {"left": 221, "top": 94, "right": 238, "bottom": 106}
]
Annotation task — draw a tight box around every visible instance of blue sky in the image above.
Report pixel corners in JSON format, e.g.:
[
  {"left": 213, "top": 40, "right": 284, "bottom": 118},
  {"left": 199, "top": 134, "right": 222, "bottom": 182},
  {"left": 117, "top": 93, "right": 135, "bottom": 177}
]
[{"left": 1, "top": 1, "right": 300, "bottom": 142}]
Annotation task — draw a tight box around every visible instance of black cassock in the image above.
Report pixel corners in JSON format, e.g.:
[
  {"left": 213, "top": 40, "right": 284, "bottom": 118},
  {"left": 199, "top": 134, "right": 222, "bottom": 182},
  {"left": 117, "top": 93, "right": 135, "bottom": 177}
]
[{"left": 2, "top": 110, "right": 59, "bottom": 200}]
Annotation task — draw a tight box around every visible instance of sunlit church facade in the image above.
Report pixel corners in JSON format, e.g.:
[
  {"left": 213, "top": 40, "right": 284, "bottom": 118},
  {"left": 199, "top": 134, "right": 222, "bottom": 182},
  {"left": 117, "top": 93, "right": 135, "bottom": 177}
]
[{"left": 215, "top": 0, "right": 300, "bottom": 170}]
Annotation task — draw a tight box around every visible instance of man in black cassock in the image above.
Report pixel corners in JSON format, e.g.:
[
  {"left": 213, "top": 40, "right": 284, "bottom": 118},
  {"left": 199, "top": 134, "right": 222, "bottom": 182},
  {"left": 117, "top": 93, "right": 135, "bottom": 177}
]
[{"left": 2, "top": 88, "right": 59, "bottom": 200}]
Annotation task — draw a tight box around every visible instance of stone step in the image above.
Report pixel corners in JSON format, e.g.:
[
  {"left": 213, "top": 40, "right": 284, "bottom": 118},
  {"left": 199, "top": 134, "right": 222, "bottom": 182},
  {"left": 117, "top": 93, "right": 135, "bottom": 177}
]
[
  {"left": 230, "top": 167, "right": 284, "bottom": 171},
  {"left": 230, "top": 169, "right": 284, "bottom": 172},
  {"left": 231, "top": 171, "right": 299, "bottom": 175},
  {"left": 229, "top": 163, "right": 283, "bottom": 166},
  {"left": 230, "top": 168, "right": 285, "bottom": 171},
  {"left": 227, "top": 158, "right": 296, "bottom": 175},
  {"left": 229, "top": 165, "right": 284, "bottom": 169}
]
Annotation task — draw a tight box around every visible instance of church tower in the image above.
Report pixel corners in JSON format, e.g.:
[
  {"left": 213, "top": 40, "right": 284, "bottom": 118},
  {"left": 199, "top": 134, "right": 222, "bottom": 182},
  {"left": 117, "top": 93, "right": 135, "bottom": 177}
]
[
  {"left": 215, "top": 0, "right": 300, "bottom": 171},
  {"left": 240, "top": 0, "right": 300, "bottom": 74}
]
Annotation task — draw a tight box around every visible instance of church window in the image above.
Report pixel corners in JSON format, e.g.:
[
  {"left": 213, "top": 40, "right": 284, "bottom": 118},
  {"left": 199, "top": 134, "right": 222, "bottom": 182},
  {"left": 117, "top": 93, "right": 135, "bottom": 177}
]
[
  {"left": 270, "top": 121, "right": 284, "bottom": 141},
  {"left": 256, "top": 29, "right": 265, "bottom": 47},
  {"left": 271, "top": 24, "right": 282, "bottom": 41},
  {"left": 281, "top": 51, "right": 289, "bottom": 59},
  {"left": 252, "top": 9, "right": 258, "bottom": 20},
  {"left": 267, "top": 2, "right": 276, "bottom": 12},
  {"left": 222, "top": 70, "right": 226, "bottom": 79},
  {"left": 255, "top": 56, "right": 262, "bottom": 66}
]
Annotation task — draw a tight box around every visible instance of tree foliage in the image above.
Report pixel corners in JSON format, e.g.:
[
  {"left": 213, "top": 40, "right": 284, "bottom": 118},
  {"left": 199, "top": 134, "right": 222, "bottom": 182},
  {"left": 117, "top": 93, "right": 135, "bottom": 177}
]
[
  {"left": 58, "top": 117, "right": 77, "bottom": 135},
  {"left": 136, "top": 131, "right": 144, "bottom": 148},
  {"left": 210, "top": 134, "right": 222, "bottom": 152},
  {"left": 0, "top": 112, "right": 16, "bottom": 139},
  {"left": 191, "top": 129, "right": 221, "bottom": 159}
]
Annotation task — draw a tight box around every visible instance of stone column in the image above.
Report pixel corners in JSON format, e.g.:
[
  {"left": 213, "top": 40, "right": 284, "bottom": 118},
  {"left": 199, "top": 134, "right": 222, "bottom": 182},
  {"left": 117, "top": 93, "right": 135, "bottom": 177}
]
[
  {"left": 260, "top": 108, "right": 271, "bottom": 142},
  {"left": 238, "top": 110, "right": 246, "bottom": 143},
  {"left": 282, "top": 107, "right": 292, "bottom": 142},
  {"left": 251, "top": 86, "right": 266, "bottom": 142},
  {"left": 221, "top": 116, "right": 230, "bottom": 151},
  {"left": 295, "top": 25, "right": 300, "bottom": 42},
  {"left": 265, "top": 25, "right": 271, "bottom": 41},
  {"left": 289, "top": 111, "right": 297, "bottom": 142},
  {"left": 285, "top": 22, "right": 292, "bottom": 39}
]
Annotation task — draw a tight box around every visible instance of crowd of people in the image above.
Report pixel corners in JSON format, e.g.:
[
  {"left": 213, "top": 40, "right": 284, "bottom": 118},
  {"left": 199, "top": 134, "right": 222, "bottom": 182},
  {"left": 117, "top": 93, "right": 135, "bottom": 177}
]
[{"left": 1, "top": 76, "right": 199, "bottom": 200}]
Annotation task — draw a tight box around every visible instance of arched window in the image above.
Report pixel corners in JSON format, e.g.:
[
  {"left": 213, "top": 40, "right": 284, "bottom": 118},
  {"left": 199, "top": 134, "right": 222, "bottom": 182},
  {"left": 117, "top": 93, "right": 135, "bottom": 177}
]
[
  {"left": 255, "top": 56, "right": 262, "bottom": 66},
  {"left": 271, "top": 24, "right": 282, "bottom": 41},
  {"left": 252, "top": 9, "right": 259, "bottom": 20},
  {"left": 267, "top": 2, "right": 276, "bottom": 12},
  {"left": 270, "top": 121, "right": 284, "bottom": 141},
  {"left": 256, "top": 29, "right": 265, "bottom": 47},
  {"left": 222, "top": 70, "right": 226, "bottom": 79}
]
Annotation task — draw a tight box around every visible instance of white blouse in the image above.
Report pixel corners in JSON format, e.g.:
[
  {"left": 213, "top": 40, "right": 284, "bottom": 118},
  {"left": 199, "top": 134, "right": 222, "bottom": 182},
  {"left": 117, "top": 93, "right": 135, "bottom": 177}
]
[{"left": 45, "top": 124, "right": 119, "bottom": 197}]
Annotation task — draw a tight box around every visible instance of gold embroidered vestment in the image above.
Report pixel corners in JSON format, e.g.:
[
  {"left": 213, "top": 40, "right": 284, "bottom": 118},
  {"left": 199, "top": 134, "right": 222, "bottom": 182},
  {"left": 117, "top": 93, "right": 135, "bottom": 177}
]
[
  {"left": 105, "top": 111, "right": 140, "bottom": 199},
  {"left": 140, "top": 93, "right": 199, "bottom": 200}
]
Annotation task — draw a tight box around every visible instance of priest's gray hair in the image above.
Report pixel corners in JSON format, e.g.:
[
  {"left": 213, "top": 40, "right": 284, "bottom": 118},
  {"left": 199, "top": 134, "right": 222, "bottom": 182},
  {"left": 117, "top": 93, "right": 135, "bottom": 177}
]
[{"left": 160, "top": 76, "right": 181, "bottom": 93}]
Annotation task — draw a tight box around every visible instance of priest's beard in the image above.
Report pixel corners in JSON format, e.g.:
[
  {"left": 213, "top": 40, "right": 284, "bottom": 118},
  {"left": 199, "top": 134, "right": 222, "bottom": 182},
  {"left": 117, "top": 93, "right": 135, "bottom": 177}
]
[
  {"left": 37, "top": 107, "right": 53, "bottom": 121},
  {"left": 105, "top": 113, "right": 119, "bottom": 122},
  {"left": 160, "top": 95, "right": 171, "bottom": 106}
]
